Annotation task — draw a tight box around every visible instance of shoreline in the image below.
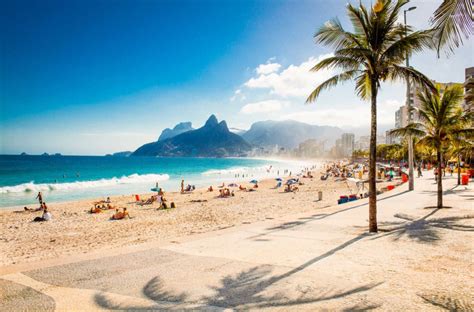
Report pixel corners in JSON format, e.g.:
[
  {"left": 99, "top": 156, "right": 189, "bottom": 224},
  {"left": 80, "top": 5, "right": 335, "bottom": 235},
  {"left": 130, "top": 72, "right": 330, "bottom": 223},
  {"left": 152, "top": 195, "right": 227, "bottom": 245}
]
[{"left": 0, "top": 156, "right": 315, "bottom": 209}]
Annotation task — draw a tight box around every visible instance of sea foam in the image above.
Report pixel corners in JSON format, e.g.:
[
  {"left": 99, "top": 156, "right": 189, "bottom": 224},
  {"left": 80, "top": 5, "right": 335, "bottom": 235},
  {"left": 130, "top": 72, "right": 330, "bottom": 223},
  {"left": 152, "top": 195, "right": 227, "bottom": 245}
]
[
  {"left": 201, "top": 165, "right": 272, "bottom": 176},
  {"left": 0, "top": 173, "right": 169, "bottom": 194}
]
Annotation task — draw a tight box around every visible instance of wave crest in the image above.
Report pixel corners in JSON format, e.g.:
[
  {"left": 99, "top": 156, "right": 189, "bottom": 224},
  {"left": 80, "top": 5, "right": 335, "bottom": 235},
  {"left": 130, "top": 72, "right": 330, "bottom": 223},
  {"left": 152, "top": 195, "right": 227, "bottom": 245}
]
[
  {"left": 201, "top": 166, "right": 270, "bottom": 176},
  {"left": 0, "top": 173, "right": 169, "bottom": 194}
]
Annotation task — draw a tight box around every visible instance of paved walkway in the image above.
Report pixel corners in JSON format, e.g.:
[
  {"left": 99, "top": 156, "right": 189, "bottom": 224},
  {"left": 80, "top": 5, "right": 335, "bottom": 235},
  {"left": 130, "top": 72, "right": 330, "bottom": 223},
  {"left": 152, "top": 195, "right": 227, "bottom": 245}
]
[{"left": 1, "top": 173, "right": 473, "bottom": 311}]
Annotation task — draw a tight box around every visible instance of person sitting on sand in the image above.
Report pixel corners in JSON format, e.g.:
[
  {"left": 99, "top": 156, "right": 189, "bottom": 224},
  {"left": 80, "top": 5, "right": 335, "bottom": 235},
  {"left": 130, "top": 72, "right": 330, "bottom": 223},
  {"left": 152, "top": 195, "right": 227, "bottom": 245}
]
[
  {"left": 208, "top": 186, "right": 213, "bottom": 192},
  {"left": 105, "top": 197, "right": 111, "bottom": 203},
  {"left": 33, "top": 208, "right": 52, "bottom": 222},
  {"left": 111, "top": 208, "right": 130, "bottom": 220},
  {"left": 253, "top": 183, "right": 258, "bottom": 189},
  {"left": 90, "top": 206, "right": 102, "bottom": 213}
]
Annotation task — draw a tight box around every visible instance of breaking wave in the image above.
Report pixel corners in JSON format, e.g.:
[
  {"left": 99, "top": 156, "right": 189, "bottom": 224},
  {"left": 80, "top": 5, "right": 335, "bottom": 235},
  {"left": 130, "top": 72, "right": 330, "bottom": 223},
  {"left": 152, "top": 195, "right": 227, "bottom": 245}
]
[
  {"left": 0, "top": 173, "right": 170, "bottom": 194},
  {"left": 201, "top": 166, "right": 271, "bottom": 176}
]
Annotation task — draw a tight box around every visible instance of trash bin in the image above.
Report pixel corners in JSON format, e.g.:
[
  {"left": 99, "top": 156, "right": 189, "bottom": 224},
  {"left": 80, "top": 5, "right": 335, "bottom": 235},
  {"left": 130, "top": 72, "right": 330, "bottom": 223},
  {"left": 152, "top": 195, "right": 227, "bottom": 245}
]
[
  {"left": 318, "top": 191, "right": 323, "bottom": 201},
  {"left": 461, "top": 173, "right": 469, "bottom": 185}
]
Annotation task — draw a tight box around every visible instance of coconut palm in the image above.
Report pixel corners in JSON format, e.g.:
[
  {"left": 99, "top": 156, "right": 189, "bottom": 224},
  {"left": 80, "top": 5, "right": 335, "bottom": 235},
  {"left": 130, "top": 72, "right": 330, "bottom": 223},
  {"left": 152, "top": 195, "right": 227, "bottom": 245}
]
[
  {"left": 391, "top": 84, "right": 473, "bottom": 208},
  {"left": 446, "top": 110, "right": 474, "bottom": 184},
  {"left": 430, "top": 0, "right": 474, "bottom": 56},
  {"left": 306, "top": 0, "right": 435, "bottom": 232}
]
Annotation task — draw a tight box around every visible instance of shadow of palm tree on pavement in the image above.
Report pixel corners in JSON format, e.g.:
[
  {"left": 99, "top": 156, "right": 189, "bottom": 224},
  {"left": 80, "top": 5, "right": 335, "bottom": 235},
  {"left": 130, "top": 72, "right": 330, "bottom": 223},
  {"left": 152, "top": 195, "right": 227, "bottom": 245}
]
[
  {"left": 95, "top": 265, "right": 382, "bottom": 310},
  {"left": 370, "top": 209, "right": 474, "bottom": 243}
]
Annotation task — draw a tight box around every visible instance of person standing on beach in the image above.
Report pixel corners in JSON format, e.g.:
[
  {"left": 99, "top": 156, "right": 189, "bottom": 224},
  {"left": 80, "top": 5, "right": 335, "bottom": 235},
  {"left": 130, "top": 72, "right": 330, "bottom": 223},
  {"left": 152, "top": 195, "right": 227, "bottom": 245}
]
[
  {"left": 36, "top": 192, "right": 43, "bottom": 205},
  {"left": 417, "top": 164, "right": 423, "bottom": 178},
  {"left": 181, "top": 179, "right": 184, "bottom": 193}
]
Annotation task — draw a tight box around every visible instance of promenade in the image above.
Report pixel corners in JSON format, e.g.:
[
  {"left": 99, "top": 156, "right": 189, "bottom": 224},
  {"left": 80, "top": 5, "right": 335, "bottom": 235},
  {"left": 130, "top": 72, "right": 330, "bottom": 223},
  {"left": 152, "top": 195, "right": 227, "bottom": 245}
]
[{"left": 1, "top": 172, "right": 472, "bottom": 311}]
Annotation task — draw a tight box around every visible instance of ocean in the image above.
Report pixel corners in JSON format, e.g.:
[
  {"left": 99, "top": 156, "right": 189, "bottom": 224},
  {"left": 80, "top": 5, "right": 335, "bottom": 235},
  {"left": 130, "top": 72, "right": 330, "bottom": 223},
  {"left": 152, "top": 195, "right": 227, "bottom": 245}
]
[{"left": 0, "top": 155, "right": 307, "bottom": 208}]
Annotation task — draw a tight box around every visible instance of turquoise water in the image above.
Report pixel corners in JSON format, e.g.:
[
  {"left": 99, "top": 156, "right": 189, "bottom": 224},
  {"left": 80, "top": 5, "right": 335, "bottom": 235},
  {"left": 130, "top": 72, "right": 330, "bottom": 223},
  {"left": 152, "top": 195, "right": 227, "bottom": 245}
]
[{"left": 0, "top": 155, "right": 304, "bottom": 208}]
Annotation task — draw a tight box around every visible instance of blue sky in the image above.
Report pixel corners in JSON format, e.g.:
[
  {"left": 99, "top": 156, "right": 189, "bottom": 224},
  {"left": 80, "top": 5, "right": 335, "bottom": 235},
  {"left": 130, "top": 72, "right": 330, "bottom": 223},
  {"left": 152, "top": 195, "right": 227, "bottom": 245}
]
[{"left": 1, "top": 0, "right": 472, "bottom": 155}]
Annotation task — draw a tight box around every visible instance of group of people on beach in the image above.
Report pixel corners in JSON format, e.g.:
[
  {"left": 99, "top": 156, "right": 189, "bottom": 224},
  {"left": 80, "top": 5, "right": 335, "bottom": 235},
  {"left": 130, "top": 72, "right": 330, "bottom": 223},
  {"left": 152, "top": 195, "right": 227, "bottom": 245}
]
[{"left": 23, "top": 192, "right": 53, "bottom": 222}]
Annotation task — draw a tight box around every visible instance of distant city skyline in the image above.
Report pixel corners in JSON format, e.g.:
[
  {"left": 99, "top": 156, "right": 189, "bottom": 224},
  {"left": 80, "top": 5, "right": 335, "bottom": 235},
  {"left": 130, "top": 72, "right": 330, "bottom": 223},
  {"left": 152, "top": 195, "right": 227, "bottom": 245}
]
[{"left": 1, "top": 0, "right": 472, "bottom": 155}]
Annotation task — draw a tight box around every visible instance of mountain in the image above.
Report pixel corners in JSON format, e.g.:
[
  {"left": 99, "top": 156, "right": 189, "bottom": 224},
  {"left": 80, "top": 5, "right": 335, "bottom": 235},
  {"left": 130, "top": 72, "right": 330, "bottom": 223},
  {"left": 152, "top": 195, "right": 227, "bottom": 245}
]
[
  {"left": 242, "top": 120, "right": 343, "bottom": 149},
  {"left": 158, "top": 122, "right": 194, "bottom": 141},
  {"left": 229, "top": 127, "right": 247, "bottom": 135},
  {"left": 132, "top": 115, "right": 252, "bottom": 157}
]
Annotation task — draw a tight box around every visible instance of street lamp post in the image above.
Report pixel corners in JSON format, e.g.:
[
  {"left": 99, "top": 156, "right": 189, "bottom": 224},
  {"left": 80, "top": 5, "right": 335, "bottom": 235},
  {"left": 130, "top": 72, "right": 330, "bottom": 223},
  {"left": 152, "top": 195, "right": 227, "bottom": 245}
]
[{"left": 404, "top": 6, "right": 416, "bottom": 191}]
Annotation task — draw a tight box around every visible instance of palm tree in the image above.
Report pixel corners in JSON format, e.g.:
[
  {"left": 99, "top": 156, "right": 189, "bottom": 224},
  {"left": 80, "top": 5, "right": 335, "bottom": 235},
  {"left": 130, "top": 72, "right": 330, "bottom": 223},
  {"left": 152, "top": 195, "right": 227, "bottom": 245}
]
[
  {"left": 446, "top": 111, "right": 474, "bottom": 184},
  {"left": 306, "top": 0, "right": 435, "bottom": 232},
  {"left": 430, "top": 0, "right": 474, "bottom": 56},
  {"left": 391, "top": 84, "right": 473, "bottom": 208}
]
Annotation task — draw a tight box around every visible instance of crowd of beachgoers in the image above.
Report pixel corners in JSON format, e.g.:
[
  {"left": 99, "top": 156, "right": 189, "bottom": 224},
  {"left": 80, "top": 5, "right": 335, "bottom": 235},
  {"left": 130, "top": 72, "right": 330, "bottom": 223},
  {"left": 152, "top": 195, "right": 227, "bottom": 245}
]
[{"left": 1, "top": 160, "right": 411, "bottom": 266}]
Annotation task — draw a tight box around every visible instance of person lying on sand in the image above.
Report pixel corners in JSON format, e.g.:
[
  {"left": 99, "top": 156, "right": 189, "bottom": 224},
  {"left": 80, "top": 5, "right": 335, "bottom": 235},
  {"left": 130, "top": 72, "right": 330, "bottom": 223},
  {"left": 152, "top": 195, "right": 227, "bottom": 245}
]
[
  {"left": 24, "top": 206, "right": 43, "bottom": 212},
  {"left": 139, "top": 196, "right": 156, "bottom": 205},
  {"left": 285, "top": 184, "right": 299, "bottom": 192},
  {"left": 190, "top": 199, "right": 208, "bottom": 203},
  {"left": 111, "top": 208, "right": 130, "bottom": 220},
  {"left": 239, "top": 185, "right": 247, "bottom": 191},
  {"left": 94, "top": 197, "right": 111, "bottom": 205}
]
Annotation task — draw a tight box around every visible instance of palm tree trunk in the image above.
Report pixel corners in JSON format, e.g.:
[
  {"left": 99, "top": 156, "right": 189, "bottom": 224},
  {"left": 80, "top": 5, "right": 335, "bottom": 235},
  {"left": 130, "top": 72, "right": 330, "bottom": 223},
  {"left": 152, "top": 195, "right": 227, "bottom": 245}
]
[
  {"left": 437, "top": 149, "right": 443, "bottom": 208},
  {"left": 369, "top": 80, "right": 378, "bottom": 233},
  {"left": 457, "top": 154, "right": 461, "bottom": 185}
]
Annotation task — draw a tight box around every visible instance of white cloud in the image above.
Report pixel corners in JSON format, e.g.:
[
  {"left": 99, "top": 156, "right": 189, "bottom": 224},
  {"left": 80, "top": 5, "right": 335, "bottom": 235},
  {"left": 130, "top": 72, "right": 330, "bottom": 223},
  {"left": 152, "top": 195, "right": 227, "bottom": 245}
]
[
  {"left": 256, "top": 62, "right": 281, "bottom": 75},
  {"left": 230, "top": 89, "right": 246, "bottom": 102},
  {"left": 244, "top": 53, "right": 334, "bottom": 97},
  {"left": 240, "top": 100, "right": 288, "bottom": 114},
  {"left": 283, "top": 98, "right": 401, "bottom": 128}
]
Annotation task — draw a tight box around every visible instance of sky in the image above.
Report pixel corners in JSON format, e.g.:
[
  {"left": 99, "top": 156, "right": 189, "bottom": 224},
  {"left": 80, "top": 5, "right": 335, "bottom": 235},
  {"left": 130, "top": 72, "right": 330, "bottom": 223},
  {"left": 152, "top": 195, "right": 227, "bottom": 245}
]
[{"left": 1, "top": 0, "right": 472, "bottom": 155}]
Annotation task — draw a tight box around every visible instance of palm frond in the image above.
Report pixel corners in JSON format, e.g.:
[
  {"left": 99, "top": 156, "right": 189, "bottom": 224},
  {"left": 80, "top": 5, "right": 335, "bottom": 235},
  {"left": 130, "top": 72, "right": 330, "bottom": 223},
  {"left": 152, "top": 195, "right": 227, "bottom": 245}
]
[
  {"left": 310, "top": 56, "right": 361, "bottom": 72},
  {"left": 382, "top": 29, "right": 435, "bottom": 62},
  {"left": 314, "top": 18, "right": 362, "bottom": 50},
  {"left": 386, "top": 65, "right": 437, "bottom": 94},
  {"left": 306, "top": 70, "right": 360, "bottom": 103},
  {"left": 430, "top": 0, "right": 474, "bottom": 56},
  {"left": 390, "top": 123, "right": 426, "bottom": 138}
]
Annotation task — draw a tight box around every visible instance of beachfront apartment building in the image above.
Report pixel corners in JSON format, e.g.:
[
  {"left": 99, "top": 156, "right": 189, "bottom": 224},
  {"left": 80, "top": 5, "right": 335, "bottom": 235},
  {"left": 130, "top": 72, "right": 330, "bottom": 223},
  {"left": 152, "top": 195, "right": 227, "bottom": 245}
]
[
  {"left": 395, "top": 105, "right": 410, "bottom": 129},
  {"left": 355, "top": 135, "right": 386, "bottom": 150},
  {"left": 388, "top": 78, "right": 465, "bottom": 144},
  {"left": 385, "top": 130, "right": 397, "bottom": 145}
]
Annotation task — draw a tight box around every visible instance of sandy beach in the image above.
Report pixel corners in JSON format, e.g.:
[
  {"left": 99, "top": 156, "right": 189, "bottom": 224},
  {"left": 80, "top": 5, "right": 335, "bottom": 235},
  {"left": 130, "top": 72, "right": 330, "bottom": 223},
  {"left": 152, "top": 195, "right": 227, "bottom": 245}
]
[
  {"left": 1, "top": 170, "right": 472, "bottom": 311},
  {"left": 0, "top": 170, "right": 395, "bottom": 267}
]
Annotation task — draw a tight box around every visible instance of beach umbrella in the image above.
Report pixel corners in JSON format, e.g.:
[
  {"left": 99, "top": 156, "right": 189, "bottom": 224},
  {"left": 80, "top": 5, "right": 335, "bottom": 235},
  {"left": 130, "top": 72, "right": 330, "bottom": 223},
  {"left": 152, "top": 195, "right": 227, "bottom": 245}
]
[
  {"left": 250, "top": 179, "right": 258, "bottom": 184},
  {"left": 275, "top": 178, "right": 282, "bottom": 181},
  {"left": 286, "top": 180, "right": 296, "bottom": 185}
]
